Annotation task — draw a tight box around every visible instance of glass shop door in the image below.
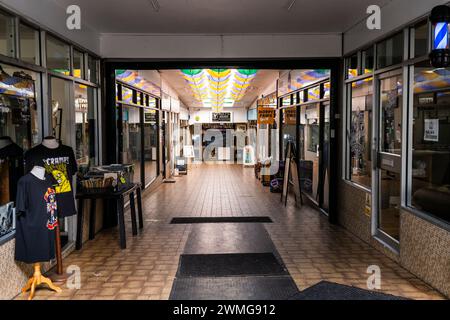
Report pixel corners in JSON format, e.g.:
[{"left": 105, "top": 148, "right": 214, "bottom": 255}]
[{"left": 374, "top": 69, "right": 403, "bottom": 247}]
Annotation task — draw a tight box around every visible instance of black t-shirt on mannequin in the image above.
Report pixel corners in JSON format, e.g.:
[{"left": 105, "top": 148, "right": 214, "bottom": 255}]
[
  {"left": 15, "top": 172, "right": 58, "bottom": 263},
  {"left": 24, "top": 143, "right": 78, "bottom": 217}
]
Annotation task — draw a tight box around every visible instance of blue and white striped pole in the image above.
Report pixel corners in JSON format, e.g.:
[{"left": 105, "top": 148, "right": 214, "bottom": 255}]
[
  {"left": 430, "top": 5, "right": 450, "bottom": 68},
  {"left": 434, "top": 22, "right": 449, "bottom": 50}
]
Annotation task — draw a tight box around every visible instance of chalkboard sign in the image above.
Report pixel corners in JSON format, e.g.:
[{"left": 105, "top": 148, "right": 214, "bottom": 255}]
[{"left": 211, "top": 112, "right": 232, "bottom": 123}]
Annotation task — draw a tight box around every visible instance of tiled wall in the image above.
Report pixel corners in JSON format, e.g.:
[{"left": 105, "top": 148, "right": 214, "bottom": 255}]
[
  {"left": 0, "top": 200, "right": 104, "bottom": 300},
  {"left": 337, "top": 158, "right": 450, "bottom": 298},
  {"left": 400, "top": 211, "right": 450, "bottom": 297}
]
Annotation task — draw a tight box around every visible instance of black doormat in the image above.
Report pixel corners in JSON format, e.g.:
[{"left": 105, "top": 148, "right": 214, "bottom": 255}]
[
  {"left": 170, "top": 216, "right": 273, "bottom": 224},
  {"left": 170, "top": 276, "right": 299, "bottom": 300},
  {"left": 178, "top": 253, "right": 287, "bottom": 277},
  {"left": 288, "top": 281, "right": 407, "bottom": 300}
]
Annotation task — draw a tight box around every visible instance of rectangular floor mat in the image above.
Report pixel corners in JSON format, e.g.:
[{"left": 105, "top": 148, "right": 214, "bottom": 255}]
[
  {"left": 288, "top": 281, "right": 406, "bottom": 300},
  {"left": 170, "top": 276, "right": 299, "bottom": 300},
  {"left": 178, "top": 253, "right": 287, "bottom": 277},
  {"left": 170, "top": 216, "right": 273, "bottom": 224}
]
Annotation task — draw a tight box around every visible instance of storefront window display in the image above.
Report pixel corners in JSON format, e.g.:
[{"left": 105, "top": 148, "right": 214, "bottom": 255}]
[
  {"left": 74, "top": 84, "right": 96, "bottom": 171},
  {"left": 281, "top": 106, "right": 296, "bottom": 160},
  {"left": 377, "top": 32, "right": 404, "bottom": 69},
  {"left": 0, "top": 11, "right": 14, "bottom": 58},
  {"left": 46, "top": 35, "right": 70, "bottom": 75},
  {"left": 348, "top": 78, "right": 373, "bottom": 189},
  {"left": 19, "top": 23, "right": 40, "bottom": 65},
  {"left": 413, "top": 21, "right": 429, "bottom": 58},
  {"left": 144, "top": 107, "right": 159, "bottom": 185},
  {"left": 0, "top": 64, "right": 38, "bottom": 211},
  {"left": 122, "top": 107, "right": 142, "bottom": 183},
  {"left": 362, "top": 47, "right": 374, "bottom": 74},
  {"left": 300, "top": 104, "right": 320, "bottom": 200},
  {"left": 410, "top": 61, "right": 450, "bottom": 224},
  {"left": 346, "top": 53, "right": 358, "bottom": 79},
  {"left": 87, "top": 55, "right": 98, "bottom": 84},
  {"left": 73, "top": 49, "right": 84, "bottom": 79},
  {"left": 0, "top": 64, "right": 39, "bottom": 150},
  {"left": 50, "top": 77, "right": 70, "bottom": 143}
]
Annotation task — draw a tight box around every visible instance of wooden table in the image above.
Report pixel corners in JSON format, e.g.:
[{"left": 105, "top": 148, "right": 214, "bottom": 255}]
[{"left": 75, "top": 183, "right": 143, "bottom": 250}]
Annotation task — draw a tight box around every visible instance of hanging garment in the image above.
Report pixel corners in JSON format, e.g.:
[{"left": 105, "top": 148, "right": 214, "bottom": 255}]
[
  {"left": 15, "top": 173, "right": 58, "bottom": 263},
  {"left": 24, "top": 144, "right": 78, "bottom": 217},
  {"left": 0, "top": 142, "right": 24, "bottom": 206}
]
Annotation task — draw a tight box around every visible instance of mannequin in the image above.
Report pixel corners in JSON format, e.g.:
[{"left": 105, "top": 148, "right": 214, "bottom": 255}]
[
  {"left": 42, "top": 136, "right": 59, "bottom": 149},
  {"left": 21, "top": 166, "right": 61, "bottom": 300},
  {"left": 0, "top": 136, "right": 13, "bottom": 150},
  {"left": 30, "top": 165, "right": 45, "bottom": 180},
  {"left": 24, "top": 136, "right": 78, "bottom": 283}
]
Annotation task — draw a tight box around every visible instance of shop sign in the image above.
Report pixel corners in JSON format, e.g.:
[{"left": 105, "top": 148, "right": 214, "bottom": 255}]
[
  {"left": 257, "top": 107, "right": 275, "bottom": 125},
  {"left": 144, "top": 111, "right": 157, "bottom": 123},
  {"left": 211, "top": 112, "right": 232, "bottom": 123},
  {"left": 424, "top": 119, "right": 439, "bottom": 142},
  {"left": 285, "top": 108, "right": 297, "bottom": 125}
]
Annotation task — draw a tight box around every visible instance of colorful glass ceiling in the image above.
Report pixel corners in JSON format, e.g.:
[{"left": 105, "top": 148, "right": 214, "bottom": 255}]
[
  {"left": 181, "top": 69, "right": 258, "bottom": 111},
  {"left": 414, "top": 68, "right": 450, "bottom": 93},
  {"left": 115, "top": 70, "right": 161, "bottom": 97}
]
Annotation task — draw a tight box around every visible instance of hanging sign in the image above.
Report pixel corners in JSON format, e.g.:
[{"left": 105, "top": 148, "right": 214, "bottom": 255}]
[
  {"left": 144, "top": 111, "right": 157, "bottom": 123},
  {"left": 211, "top": 112, "right": 232, "bottom": 123},
  {"left": 424, "top": 119, "right": 439, "bottom": 142},
  {"left": 285, "top": 107, "right": 297, "bottom": 125},
  {"left": 257, "top": 107, "right": 275, "bottom": 125}
]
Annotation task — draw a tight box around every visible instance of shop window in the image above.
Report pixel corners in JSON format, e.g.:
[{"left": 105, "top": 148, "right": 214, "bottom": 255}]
[
  {"left": 122, "top": 86, "right": 133, "bottom": 104},
  {"left": 362, "top": 47, "right": 374, "bottom": 74},
  {"left": 46, "top": 35, "right": 70, "bottom": 75},
  {"left": 0, "top": 64, "right": 39, "bottom": 150},
  {"left": 292, "top": 92, "right": 298, "bottom": 105},
  {"left": 122, "top": 107, "right": 142, "bottom": 183},
  {"left": 380, "top": 73, "right": 403, "bottom": 155},
  {"left": 377, "top": 32, "right": 404, "bottom": 69},
  {"left": 346, "top": 54, "right": 358, "bottom": 79},
  {"left": 87, "top": 55, "right": 98, "bottom": 83},
  {"left": 410, "top": 61, "right": 450, "bottom": 224},
  {"left": 347, "top": 78, "right": 373, "bottom": 189},
  {"left": 323, "top": 82, "right": 330, "bottom": 100},
  {"left": 19, "top": 23, "right": 40, "bottom": 65},
  {"left": 308, "top": 86, "right": 321, "bottom": 101},
  {"left": 144, "top": 109, "right": 159, "bottom": 185},
  {"left": 281, "top": 96, "right": 291, "bottom": 107},
  {"left": 74, "top": 84, "right": 96, "bottom": 171},
  {"left": 73, "top": 49, "right": 84, "bottom": 79},
  {"left": 50, "top": 77, "right": 71, "bottom": 143},
  {"left": 281, "top": 106, "right": 296, "bottom": 159},
  {"left": 0, "top": 11, "right": 15, "bottom": 58},
  {"left": 413, "top": 21, "right": 429, "bottom": 58}
]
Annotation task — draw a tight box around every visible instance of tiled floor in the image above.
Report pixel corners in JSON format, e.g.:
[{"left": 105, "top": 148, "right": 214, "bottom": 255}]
[{"left": 16, "top": 164, "right": 445, "bottom": 300}]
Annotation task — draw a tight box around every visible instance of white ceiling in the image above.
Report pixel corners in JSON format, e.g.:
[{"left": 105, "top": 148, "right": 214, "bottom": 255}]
[
  {"left": 52, "top": 0, "right": 392, "bottom": 34},
  {"left": 159, "top": 69, "right": 280, "bottom": 109}
]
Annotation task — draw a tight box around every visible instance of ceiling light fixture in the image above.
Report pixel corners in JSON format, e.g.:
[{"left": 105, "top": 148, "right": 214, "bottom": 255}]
[{"left": 148, "top": 0, "right": 160, "bottom": 12}]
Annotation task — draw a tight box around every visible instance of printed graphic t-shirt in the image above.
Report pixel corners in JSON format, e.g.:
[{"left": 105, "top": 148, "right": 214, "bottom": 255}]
[
  {"left": 15, "top": 173, "right": 58, "bottom": 263},
  {"left": 24, "top": 144, "right": 78, "bottom": 217}
]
